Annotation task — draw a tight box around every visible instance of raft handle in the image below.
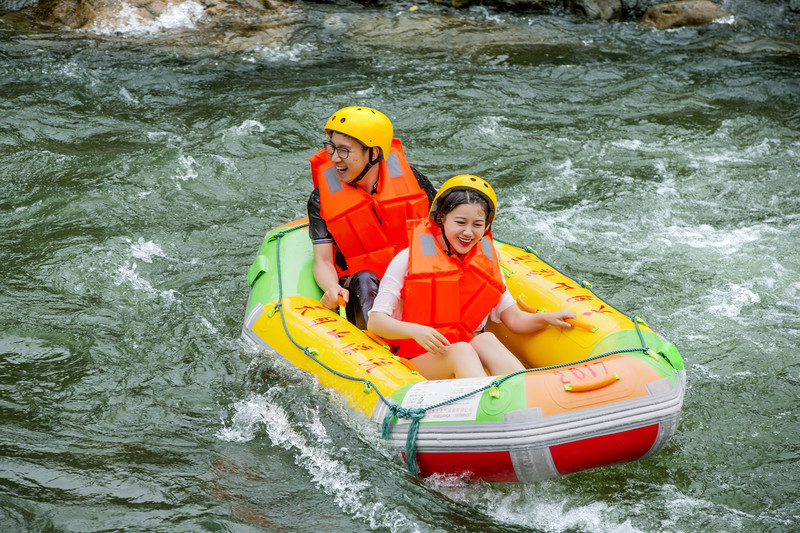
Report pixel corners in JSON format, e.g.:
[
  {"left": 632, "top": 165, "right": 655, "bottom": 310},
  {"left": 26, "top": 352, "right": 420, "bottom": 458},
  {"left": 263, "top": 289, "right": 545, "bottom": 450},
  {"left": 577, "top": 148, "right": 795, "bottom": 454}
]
[
  {"left": 365, "top": 331, "right": 392, "bottom": 351},
  {"left": 392, "top": 355, "right": 421, "bottom": 375},
  {"left": 247, "top": 255, "right": 268, "bottom": 287},
  {"left": 564, "top": 373, "right": 620, "bottom": 392},
  {"left": 565, "top": 318, "right": 599, "bottom": 333}
]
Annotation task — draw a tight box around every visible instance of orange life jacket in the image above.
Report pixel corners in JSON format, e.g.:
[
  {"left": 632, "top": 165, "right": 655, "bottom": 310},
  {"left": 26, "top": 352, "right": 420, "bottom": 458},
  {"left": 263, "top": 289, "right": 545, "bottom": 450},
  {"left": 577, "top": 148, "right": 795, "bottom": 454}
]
[
  {"left": 394, "top": 219, "right": 506, "bottom": 358},
  {"left": 309, "top": 138, "right": 430, "bottom": 278}
]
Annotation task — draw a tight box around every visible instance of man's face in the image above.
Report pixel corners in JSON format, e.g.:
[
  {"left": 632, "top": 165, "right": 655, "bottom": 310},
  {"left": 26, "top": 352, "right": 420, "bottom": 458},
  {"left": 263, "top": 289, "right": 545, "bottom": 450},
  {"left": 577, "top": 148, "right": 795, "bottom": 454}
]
[{"left": 326, "top": 132, "right": 371, "bottom": 184}]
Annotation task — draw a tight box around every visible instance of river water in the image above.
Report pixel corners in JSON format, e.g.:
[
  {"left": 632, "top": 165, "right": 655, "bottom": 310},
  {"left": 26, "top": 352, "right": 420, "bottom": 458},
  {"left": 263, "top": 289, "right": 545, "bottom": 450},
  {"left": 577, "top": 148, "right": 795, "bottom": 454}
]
[{"left": 1, "top": 2, "right": 799, "bottom": 532}]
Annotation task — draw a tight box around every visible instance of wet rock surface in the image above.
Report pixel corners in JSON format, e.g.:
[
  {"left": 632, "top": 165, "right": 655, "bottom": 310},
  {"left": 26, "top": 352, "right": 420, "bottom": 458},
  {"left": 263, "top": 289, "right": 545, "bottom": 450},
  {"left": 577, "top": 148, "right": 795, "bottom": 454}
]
[
  {"left": 26, "top": 0, "right": 297, "bottom": 30},
  {"left": 639, "top": 0, "right": 731, "bottom": 29}
]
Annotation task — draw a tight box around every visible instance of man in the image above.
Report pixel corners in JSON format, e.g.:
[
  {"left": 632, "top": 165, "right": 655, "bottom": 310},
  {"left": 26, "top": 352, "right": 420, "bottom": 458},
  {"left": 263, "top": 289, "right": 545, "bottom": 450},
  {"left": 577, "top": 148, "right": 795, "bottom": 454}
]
[{"left": 307, "top": 106, "right": 436, "bottom": 328}]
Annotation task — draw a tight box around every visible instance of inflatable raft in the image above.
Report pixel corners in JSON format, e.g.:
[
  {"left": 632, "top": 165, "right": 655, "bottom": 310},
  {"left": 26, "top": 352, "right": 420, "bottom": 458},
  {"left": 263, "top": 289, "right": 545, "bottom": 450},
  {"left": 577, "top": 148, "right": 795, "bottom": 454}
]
[{"left": 242, "top": 218, "right": 685, "bottom": 483}]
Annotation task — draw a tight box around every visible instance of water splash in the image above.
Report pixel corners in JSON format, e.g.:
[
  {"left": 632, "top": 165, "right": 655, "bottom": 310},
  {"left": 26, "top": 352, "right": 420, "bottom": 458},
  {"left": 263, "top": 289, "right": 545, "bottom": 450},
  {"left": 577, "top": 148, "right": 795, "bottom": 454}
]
[
  {"left": 216, "top": 394, "right": 273, "bottom": 442},
  {"left": 217, "top": 390, "right": 422, "bottom": 533}
]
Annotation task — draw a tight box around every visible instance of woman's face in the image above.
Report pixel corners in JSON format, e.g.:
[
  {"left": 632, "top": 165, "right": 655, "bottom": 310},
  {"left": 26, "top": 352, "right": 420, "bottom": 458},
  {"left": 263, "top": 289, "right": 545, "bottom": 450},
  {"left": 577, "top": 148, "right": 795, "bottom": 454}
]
[
  {"left": 439, "top": 202, "right": 488, "bottom": 255},
  {"left": 326, "top": 132, "right": 371, "bottom": 184}
]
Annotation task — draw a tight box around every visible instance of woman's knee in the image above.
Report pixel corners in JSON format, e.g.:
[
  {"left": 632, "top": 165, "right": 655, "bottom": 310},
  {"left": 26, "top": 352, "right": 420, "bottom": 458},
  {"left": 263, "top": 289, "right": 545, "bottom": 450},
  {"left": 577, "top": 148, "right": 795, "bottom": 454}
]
[
  {"left": 446, "top": 342, "right": 486, "bottom": 378},
  {"left": 471, "top": 331, "right": 498, "bottom": 350},
  {"left": 449, "top": 341, "right": 477, "bottom": 356}
]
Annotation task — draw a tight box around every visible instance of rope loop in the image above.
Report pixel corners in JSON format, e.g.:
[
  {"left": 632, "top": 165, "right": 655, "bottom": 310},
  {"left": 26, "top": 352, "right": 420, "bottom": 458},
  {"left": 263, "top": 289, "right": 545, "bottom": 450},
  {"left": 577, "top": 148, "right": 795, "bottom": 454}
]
[
  {"left": 381, "top": 403, "right": 426, "bottom": 440},
  {"left": 267, "top": 229, "right": 292, "bottom": 243},
  {"left": 381, "top": 404, "right": 426, "bottom": 476}
]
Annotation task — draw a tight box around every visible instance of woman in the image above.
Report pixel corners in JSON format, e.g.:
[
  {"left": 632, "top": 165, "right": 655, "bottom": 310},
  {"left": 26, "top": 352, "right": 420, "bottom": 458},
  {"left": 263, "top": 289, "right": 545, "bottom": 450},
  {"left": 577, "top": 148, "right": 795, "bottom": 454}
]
[{"left": 367, "top": 175, "right": 575, "bottom": 380}]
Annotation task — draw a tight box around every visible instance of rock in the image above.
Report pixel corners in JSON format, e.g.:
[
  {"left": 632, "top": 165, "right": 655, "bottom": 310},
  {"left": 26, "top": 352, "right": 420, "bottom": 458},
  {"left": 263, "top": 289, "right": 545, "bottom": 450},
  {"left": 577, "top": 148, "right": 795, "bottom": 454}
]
[
  {"left": 34, "top": 0, "right": 95, "bottom": 28},
  {"left": 31, "top": 0, "right": 295, "bottom": 30},
  {"left": 568, "top": 0, "right": 622, "bottom": 21},
  {"left": 621, "top": 0, "right": 660, "bottom": 18},
  {"left": 639, "top": 0, "right": 730, "bottom": 29}
]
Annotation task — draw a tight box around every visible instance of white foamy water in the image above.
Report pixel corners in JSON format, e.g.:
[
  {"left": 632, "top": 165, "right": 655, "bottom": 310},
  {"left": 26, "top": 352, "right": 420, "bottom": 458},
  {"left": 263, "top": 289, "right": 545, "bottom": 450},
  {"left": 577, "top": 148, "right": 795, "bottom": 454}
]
[
  {"left": 173, "top": 154, "right": 198, "bottom": 185},
  {"left": 230, "top": 120, "right": 266, "bottom": 135},
  {"left": 119, "top": 87, "right": 138, "bottom": 104},
  {"left": 113, "top": 261, "right": 179, "bottom": 302},
  {"left": 245, "top": 43, "right": 318, "bottom": 63},
  {"left": 477, "top": 115, "right": 506, "bottom": 137},
  {"left": 661, "top": 223, "right": 767, "bottom": 254},
  {"left": 612, "top": 139, "right": 645, "bottom": 151},
  {"left": 704, "top": 283, "right": 762, "bottom": 320},
  {"left": 432, "top": 479, "right": 645, "bottom": 533},
  {"left": 215, "top": 394, "right": 272, "bottom": 443},
  {"left": 147, "top": 131, "right": 183, "bottom": 144},
  {"left": 129, "top": 237, "right": 166, "bottom": 263},
  {"left": 108, "top": 239, "right": 177, "bottom": 302},
  {"left": 88, "top": 1, "right": 205, "bottom": 37}
]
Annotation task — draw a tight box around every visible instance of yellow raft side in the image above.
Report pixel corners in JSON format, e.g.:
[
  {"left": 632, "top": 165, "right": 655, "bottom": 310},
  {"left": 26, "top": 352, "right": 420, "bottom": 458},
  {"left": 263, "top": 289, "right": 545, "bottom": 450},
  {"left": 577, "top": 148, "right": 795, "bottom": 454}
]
[
  {"left": 250, "top": 295, "right": 425, "bottom": 416},
  {"left": 488, "top": 241, "right": 655, "bottom": 368}
]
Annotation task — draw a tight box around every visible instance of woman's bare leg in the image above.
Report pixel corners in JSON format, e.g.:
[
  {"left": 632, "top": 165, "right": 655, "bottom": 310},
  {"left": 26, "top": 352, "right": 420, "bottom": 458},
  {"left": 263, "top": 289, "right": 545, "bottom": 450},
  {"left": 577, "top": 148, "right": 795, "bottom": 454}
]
[
  {"left": 411, "top": 342, "right": 486, "bottom": 380},
  {"left": 470, "top": 332, "right": 524, "bottom": 376}
]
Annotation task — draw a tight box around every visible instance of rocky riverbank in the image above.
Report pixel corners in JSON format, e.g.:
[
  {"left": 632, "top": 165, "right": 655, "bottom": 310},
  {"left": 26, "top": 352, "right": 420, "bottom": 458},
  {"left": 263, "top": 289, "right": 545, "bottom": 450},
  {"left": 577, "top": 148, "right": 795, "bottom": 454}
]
[{"left": 1, "top": 0, "right": 798, "bottom": 35}]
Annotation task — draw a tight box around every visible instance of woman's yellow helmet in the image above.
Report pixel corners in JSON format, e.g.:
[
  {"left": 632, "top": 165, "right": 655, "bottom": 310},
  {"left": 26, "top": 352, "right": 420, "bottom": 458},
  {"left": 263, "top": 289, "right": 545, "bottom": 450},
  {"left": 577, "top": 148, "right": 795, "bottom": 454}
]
[
  {"left": 429, "top": 174, "right": 498, "bottom": 226},
  {"left": 324, "top": 107, "right": 393, "bottom": 159}
]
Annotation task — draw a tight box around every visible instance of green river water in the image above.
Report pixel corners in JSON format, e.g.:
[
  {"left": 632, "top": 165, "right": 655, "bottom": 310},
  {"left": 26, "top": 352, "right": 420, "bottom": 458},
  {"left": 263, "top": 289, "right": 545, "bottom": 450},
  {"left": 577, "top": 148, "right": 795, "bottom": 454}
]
[{"left": 1, "top": 2, "right": 799, "bottom": 532}]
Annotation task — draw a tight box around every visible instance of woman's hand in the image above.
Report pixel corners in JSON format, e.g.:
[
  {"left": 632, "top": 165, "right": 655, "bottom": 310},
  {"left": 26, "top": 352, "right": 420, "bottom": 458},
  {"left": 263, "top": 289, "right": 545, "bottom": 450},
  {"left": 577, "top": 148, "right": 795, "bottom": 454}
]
[
  {"left": 410, "top": 324, "right": 450, "bottom": 355},
  {"left": 321, "top": 286, "right": 348, "bottom": 309},
  {"left": 542, "top": 308, "right": 576, "bottom": 328}
]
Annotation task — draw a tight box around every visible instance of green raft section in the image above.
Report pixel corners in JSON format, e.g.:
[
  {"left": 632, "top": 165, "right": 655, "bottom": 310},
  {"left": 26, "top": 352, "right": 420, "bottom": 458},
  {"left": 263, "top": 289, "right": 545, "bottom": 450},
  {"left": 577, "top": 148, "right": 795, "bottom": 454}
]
[{"left": 246, "top": 222, "right": 321, "bottom": 314}]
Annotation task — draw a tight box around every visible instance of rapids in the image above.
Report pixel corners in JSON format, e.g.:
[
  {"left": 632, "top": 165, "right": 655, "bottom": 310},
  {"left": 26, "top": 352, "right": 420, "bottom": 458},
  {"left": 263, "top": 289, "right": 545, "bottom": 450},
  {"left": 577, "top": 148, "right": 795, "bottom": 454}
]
[{"left": 1, "top": 2, "right": 799, "bottom": 531}]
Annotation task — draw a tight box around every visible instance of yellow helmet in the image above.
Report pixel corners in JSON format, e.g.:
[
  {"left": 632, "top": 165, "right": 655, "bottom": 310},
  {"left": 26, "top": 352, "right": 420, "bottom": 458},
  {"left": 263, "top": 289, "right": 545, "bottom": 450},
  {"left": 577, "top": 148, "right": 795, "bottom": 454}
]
[
  {"left": 324, "top": 106, "right": 393, "bottom": 159},
  {"left": 430, "top": 175, "right": 497, "bottom": 227}
]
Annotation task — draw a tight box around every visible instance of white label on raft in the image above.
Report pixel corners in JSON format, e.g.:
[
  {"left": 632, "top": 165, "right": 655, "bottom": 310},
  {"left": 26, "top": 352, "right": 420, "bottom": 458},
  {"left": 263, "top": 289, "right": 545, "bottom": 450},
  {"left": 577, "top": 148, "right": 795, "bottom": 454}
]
[{"left": 397, "top": 377, "right": 494, "bottom": 424}]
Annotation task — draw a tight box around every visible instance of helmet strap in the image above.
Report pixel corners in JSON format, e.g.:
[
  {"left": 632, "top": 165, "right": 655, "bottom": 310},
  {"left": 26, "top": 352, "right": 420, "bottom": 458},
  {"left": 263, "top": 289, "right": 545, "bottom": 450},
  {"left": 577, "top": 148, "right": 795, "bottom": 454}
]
[
  {"left": 443, "top": 235, "right": 454, "bottom": 256},
  {"left": 432, "top": 215, "right": 456, "bottom": 257},
  {"left": 348, "top": 147, "right": 381, "bottom": 185}
]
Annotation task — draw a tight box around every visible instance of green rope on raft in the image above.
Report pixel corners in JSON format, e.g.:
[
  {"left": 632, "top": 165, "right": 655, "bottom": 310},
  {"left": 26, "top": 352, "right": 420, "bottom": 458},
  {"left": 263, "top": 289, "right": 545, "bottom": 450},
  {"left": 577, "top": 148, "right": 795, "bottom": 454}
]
[{"left": 382, "top": 404, "right": 427, "bottom": 476}]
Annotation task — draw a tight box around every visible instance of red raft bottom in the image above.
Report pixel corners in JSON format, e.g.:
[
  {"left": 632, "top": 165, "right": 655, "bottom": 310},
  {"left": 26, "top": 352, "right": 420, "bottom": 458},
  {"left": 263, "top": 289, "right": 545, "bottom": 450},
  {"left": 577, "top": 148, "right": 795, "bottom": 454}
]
[
  {"left": 410, "top": 450, "right": 518, "bottom": 483},
  {"left": 405, "top": 424, "right": 660, "bottom": 482}
]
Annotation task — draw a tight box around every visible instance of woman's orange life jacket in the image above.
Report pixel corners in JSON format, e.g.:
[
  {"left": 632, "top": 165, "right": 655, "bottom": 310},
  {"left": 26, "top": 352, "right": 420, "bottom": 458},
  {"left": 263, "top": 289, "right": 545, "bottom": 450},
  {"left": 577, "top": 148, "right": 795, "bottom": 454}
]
[
  {"left": 309, "top": 138, "right": 430, "bottom": 278},
  {"left": 394, "top": 219, "right": 506, "bottom": 358}
]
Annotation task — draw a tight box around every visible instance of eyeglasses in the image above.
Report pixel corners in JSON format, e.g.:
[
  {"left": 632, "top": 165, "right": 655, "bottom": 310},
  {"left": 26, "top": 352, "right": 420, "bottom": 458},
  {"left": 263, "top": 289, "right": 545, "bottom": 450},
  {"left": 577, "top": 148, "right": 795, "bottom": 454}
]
[{"left": 323, "top": 140, "right": 366, "bottom": 160}]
